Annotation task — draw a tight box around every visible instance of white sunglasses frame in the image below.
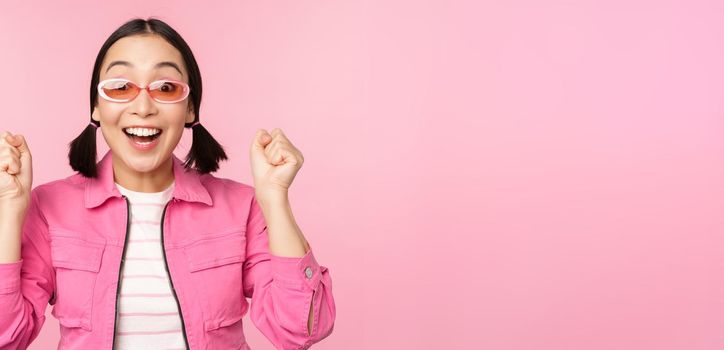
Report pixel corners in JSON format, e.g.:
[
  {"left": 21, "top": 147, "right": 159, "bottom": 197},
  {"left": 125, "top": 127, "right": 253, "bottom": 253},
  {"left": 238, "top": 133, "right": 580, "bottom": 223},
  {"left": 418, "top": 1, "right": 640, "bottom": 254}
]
[{"left": 97, "top": 78, "right": 191, "bottom": 103}]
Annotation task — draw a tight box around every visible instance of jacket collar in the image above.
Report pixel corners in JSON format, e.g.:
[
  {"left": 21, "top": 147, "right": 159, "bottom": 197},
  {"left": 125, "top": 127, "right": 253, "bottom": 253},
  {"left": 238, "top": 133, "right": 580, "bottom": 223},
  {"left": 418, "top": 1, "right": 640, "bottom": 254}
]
[{"left": 84, "top": 149, "right": 213, "bottom": 208}]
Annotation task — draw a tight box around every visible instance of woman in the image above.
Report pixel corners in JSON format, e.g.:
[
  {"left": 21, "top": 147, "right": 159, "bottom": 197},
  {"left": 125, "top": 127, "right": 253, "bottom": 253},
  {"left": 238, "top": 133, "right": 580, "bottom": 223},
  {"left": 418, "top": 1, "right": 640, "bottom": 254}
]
[{"left": 0, "top": 17, "right": 335, "bottom": 350}]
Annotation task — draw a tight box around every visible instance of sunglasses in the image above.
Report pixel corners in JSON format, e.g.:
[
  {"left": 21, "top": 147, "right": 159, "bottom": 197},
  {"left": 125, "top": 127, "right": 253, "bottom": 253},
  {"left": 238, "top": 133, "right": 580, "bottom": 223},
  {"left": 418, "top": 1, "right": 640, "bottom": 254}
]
[{"left": 97, "top": 78, "right": 191, "bottom": 103}]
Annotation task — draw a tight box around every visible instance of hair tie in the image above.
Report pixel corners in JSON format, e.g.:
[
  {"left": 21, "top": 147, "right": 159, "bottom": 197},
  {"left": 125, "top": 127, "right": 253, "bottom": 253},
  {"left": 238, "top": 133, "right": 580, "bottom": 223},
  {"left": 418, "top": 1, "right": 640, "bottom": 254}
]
[
  {"left": 89, "top": 122, "right": 98, "bottom": 128},
  {"left": 190, "top": 121, "right": 201, "bottom": 128}
]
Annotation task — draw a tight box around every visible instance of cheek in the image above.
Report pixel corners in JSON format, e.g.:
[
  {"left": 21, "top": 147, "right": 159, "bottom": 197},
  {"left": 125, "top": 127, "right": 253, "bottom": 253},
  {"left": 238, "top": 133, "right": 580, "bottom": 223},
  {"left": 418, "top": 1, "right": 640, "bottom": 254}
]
[
  {"left": 163, "top": 107, "right": 192, "bottom": 135},
  {"left": 162, "top": 127, "right": 185, "bottom": 146},
  {"left": 96, "top": 105, "right": 124, "bottom": 125},
  {"left": 156, "top": 104, "right": 189, "bottom": 120}
]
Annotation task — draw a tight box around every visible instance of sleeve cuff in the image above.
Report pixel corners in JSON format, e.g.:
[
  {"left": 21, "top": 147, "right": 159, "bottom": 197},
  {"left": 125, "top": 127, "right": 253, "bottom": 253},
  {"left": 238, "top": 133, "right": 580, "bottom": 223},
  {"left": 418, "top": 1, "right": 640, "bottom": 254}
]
[
  {"left": 270, "top": 248, "right": 322, "bottom": 292},
  {"left": 0, "top": 258, "right": 23, "bottom": 295}
]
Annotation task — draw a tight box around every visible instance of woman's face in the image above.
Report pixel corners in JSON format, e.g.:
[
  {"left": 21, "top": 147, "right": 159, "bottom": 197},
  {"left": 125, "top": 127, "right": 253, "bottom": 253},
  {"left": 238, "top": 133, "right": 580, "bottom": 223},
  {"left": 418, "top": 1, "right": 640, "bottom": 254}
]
[{"left": 91, "top": 34, "right": 195, "bottom": 174}]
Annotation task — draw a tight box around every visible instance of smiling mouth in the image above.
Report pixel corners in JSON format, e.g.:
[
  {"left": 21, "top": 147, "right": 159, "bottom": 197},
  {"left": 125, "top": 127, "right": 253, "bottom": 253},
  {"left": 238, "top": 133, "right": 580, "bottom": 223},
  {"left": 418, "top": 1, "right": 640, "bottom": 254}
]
[{"left": 123, "top": 128, "right": 163, "bottom": 143}]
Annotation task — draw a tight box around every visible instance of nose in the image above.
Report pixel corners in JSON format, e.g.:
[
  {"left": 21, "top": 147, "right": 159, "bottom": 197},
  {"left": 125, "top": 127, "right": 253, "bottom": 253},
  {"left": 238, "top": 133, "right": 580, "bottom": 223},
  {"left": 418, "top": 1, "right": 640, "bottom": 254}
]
[{"left": 128, "top": 86, "right": 158, "bottom": 117}]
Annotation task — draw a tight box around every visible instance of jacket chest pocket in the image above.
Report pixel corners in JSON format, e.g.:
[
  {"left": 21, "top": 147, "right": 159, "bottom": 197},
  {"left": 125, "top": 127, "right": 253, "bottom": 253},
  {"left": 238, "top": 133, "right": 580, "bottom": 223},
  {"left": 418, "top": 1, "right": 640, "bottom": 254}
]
[
  {"left": 183, "top": 229, "right": 247, "bottom": 333},
  {"left": 49, "top": 235, "right": 105, "bottom": 331}
]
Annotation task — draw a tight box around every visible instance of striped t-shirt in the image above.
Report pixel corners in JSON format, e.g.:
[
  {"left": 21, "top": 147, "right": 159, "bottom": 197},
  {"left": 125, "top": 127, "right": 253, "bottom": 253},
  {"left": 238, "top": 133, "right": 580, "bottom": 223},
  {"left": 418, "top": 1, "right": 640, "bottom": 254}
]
[{"left": 113, "top": 181, "right": 186, "bottom": 350}]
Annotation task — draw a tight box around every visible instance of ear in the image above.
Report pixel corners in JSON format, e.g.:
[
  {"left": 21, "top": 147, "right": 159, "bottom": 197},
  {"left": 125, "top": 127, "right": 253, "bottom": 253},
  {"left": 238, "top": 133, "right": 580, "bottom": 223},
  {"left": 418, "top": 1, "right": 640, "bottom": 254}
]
[
  {"left": 91, "top": 106, "right": 100, "bottom": 123},
  {"left": 185, "top": 102, "right": 196, "bottom": 124}
]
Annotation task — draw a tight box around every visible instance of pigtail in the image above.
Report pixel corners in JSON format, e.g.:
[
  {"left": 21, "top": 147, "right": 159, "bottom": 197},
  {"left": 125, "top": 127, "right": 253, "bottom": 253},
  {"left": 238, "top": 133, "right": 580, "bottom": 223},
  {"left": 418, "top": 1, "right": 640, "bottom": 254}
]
[
  {"left": 68, "top": 121, "right": 99, "bottom": 178},
  {"left": 183, "top": 122, "right": 228, "bottom": 174}
]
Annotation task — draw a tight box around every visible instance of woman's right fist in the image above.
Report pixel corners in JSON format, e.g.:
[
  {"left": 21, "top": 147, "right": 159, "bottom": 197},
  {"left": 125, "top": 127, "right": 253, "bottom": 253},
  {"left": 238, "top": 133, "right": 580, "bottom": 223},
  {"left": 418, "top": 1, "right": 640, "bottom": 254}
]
[{"left": 0, "top": 131, "right": 33, "bottom": 212}]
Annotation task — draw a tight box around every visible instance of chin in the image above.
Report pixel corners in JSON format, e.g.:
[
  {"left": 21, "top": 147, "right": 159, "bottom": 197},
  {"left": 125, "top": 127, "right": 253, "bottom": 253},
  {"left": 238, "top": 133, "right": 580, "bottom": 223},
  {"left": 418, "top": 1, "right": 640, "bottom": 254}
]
[
  {"left": 129, "top": 161, "right": 161, "bottom": 173},
  {"left": 118, "top": 149, "right": 168, "bottom": 173}
]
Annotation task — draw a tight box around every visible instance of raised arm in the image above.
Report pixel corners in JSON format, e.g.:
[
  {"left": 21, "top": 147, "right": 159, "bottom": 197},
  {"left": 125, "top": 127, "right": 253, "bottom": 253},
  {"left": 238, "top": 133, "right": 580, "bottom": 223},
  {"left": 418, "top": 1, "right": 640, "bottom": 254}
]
[
  {"left": 242, "top": 195, "right": 336, "bottom": 350},
  {"left": 0, "top": 132, "right": 55, "bottom": 348}
]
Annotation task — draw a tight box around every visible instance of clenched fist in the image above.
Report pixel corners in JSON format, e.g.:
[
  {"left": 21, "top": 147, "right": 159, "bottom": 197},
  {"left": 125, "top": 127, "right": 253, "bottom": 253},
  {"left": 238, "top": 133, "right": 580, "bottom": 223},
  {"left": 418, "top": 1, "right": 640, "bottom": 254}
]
[
  {"left": 0, "top": 131, "right": 33, "bottom": 213},
  {"left": 250, "top": 128, "right": 304, "bottom": 206}
]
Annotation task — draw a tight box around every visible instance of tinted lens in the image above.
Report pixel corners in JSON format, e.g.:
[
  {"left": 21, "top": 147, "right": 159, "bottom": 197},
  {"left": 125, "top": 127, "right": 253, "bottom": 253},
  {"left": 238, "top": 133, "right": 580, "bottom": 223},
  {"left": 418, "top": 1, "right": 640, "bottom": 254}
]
[
  {"left": 149, "top": 80, "right": 187, "bottom": 102},
  {"left": 100, "top": 80, "right": 138, "bottom": 100}
]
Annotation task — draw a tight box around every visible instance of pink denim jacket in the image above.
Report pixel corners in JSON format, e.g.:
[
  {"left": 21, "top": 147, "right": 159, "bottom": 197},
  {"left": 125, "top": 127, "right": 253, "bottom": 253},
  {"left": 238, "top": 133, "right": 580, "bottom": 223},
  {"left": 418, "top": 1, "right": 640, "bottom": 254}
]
[{"left": 0, "top": 150, "right": 335, "bottom": 350}]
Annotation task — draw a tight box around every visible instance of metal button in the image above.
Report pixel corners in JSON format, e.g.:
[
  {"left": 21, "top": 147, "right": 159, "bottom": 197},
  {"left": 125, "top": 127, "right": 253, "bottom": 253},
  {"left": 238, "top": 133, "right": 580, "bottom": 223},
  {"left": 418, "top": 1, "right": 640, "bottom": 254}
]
[{"left": 304, "top": 266, "right": 313, "bottom": 279}]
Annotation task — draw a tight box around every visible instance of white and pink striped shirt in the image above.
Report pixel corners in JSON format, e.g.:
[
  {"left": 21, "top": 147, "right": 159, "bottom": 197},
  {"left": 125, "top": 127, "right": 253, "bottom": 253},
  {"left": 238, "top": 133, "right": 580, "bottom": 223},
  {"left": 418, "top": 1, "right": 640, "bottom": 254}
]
[{"left": 113, "top": 181, "right": 186, "bottom": 350}]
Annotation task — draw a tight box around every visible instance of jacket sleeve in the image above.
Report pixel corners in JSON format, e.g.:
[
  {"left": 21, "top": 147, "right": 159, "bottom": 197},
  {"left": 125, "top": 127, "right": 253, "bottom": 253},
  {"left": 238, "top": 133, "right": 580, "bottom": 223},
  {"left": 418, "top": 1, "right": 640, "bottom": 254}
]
[
  {"left": 0, "top": 189, "right": 55, "bottom": 349},
  {"left": 242, "top": 194, "right": 336, "bottom": 350}
]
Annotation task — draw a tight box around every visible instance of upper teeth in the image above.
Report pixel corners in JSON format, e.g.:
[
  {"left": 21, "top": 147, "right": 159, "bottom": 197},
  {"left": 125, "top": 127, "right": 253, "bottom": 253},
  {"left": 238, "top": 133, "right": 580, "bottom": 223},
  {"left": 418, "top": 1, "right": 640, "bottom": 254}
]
[{"left": 125, "top": 128, "right": 160, "bottom": 136}]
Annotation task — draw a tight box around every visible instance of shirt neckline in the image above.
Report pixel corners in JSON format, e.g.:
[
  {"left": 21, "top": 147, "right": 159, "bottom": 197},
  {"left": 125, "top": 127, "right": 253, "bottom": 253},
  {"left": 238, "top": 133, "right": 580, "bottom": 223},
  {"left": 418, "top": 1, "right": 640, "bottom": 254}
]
[{"left": 115, "top": 180, "right": 175, "bottom": 200}]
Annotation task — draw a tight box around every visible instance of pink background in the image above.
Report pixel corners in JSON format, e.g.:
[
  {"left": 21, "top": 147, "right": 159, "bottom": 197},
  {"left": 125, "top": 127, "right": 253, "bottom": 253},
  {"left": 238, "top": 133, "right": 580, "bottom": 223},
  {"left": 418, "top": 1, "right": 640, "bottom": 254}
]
[{"left": 2, "top": 0, "right": 723, "bottom": 349}]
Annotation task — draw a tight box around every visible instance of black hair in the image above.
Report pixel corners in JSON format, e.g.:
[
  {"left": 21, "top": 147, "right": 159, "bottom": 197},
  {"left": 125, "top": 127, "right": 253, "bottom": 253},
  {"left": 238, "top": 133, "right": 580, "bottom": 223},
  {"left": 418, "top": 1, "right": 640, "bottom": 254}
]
[{"left": 68, "top": 17, "right": 227, "bottom": 178}]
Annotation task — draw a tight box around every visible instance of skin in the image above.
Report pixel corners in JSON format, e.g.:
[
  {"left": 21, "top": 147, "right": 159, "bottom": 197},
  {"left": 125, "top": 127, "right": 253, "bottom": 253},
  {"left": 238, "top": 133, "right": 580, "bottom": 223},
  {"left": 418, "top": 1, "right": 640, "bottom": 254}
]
[{"left": 1, "top": 33, "right": 315, "bottom": 335}]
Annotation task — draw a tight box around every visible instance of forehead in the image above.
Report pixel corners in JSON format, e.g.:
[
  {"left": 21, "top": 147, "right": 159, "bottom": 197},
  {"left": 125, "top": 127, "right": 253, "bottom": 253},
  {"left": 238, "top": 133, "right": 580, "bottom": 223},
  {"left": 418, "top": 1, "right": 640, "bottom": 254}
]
[{"left": 102, "top": 34, "right": 186, "bottom": 78}]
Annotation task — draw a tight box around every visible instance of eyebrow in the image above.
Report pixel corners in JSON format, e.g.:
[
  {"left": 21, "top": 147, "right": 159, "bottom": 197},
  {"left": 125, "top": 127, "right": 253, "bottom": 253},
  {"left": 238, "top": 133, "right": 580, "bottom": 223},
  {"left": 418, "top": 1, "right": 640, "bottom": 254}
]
[{"left": 105, "top": 60, "right": 184, "bottom": 76}]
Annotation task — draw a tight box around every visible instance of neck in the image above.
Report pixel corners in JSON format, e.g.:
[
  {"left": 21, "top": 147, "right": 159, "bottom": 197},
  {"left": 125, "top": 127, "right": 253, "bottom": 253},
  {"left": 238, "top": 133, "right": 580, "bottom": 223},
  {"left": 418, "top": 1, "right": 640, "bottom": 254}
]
[{"left": 112, "top": 155, "right": 174, "bottom": 193}]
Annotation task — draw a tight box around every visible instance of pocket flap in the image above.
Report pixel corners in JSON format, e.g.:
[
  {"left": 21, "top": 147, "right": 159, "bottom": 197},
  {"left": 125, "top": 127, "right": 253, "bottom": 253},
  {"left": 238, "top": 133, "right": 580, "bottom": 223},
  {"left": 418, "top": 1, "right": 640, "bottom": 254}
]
[
  {"left": 50, "top": 237, "right": 105, "bottom": 272},
  {"left": 184, "top": 231, "right": 246, "bottom": 272},
  {"left": 53, "top": 310, "right": 92, "bottom": 331},
  {"left": 204, "top": 311, "right": 244, "bottom": 331}
]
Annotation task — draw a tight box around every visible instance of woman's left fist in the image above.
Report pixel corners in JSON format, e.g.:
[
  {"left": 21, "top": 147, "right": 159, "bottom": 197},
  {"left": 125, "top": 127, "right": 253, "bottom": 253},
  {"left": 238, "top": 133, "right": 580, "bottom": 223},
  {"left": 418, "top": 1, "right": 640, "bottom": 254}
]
[{"left": 250, "top": 128, "right": 304, "bottom": 201}]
